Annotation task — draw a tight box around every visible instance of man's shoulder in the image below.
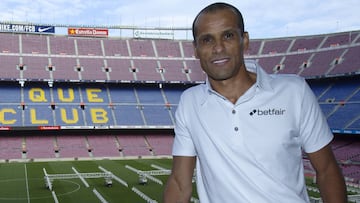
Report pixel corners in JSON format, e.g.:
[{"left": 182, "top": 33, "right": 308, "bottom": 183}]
[
  {"left": 270, "top": 73, "right": 306, "bottom": 87},
  {"left": 182, "top": 83, "right": 207, "bottom": 97},
  {"left": 270, "top": 73, "right": 304, "bottom": 81},
  {"left": 177, "top": 84, "right": 207, "bottom": 107}
]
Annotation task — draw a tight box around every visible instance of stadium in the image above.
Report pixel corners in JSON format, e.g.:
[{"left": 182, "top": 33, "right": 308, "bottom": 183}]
[{"left": 0, "top": 16, "right": 359, "bottom": 203}]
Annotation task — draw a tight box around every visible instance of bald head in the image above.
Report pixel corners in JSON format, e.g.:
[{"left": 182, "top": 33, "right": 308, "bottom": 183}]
[{"left": 192, "top": 2, "right": 245, "bottom": 44}]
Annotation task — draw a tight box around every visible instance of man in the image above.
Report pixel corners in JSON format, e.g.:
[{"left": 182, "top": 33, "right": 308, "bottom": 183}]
[{"left": 163, "top": 2, "right": 347, "bottom": 203}]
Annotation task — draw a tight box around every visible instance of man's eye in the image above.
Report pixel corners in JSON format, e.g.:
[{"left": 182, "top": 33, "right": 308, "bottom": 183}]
[
  {"left": 202, "top": 37, "right": 212, "bottom": 44},
  {"left": 224, "top": 32, "right": 234, "bottom": 39}
]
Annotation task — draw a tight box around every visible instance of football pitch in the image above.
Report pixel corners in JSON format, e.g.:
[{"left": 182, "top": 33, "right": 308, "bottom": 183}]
[
  {"left": 0, "top": 158, "right": 358, "bottom": 203},
  {"left": 0, "top": 158, "right": 194, "bottom": 203}
]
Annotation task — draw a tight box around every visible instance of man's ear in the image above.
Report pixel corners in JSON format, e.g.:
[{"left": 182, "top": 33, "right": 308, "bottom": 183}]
[{"left": 243, "top": 32, "right": 249, "bottom": 51}]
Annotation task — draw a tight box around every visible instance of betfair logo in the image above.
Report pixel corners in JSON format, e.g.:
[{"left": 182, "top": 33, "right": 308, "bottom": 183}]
[{"left": 249, "top": 108, "right": 286, "bottom": 116}]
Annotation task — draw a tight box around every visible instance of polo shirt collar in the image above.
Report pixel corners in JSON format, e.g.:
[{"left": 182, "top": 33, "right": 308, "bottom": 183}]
[
  {"left": 202, "top": 60, "right": 273, "bottom": 105},
  {"left": 247, "top": 59, "right": 273, "bottom": 92}
]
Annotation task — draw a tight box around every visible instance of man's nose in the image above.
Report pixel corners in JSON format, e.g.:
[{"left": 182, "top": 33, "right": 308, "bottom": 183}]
[{"left": 212, "top": 40, "right": 225, "bottom": 54}]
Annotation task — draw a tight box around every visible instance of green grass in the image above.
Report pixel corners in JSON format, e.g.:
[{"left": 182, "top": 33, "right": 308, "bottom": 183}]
[
  {"left": 0, "top": 158, "right": 180, "bottom": 203},
  {"left": 0, "top": 159, "right": 357, "bottom": 202}
]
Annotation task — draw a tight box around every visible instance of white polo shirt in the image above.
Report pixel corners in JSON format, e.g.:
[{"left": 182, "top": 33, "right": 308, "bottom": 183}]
[{"left": 172, "top": 60, "right": 333, "bottom": 203}]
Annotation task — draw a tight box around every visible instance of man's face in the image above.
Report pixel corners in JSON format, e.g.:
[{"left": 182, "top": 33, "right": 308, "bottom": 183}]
[{"left": 193, "top": 9, "right": 248, "bottom": 82}]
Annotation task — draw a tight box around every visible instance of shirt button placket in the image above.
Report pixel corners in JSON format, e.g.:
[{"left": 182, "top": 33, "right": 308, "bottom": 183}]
[{"left": 232, "top": 109, "right": 239, "bottom": 132}]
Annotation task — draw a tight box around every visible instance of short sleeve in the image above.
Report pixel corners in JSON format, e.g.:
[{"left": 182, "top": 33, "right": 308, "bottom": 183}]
[
  {"left": 300, "top": 80, "right": 333, "bottom": 153},
  {"left": 172, "top": 93, "right": 197, "bottom": 156}
]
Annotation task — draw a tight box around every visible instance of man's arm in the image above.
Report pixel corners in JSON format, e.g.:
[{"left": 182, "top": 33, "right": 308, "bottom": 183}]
[
  {"left": 307, "top": 143, "right": 347, "bottom": 203},
  {"left": 163, "top": 156, "right": 196, "bottom": 203}
]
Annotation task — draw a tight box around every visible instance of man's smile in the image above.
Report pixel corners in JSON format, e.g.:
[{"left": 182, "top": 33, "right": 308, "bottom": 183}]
[{"left": 211, "top": 58, "right": 230, "bottom": 65}]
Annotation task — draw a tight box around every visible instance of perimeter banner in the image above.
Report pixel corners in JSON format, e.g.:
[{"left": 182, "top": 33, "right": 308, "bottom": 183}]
[
  {"left": 0, "top": 23, "right": 55, "bottom": 34},
  {"left": 133, "top": 29, "right": 174, "bottom": 39},
  {"left": 68, "top": 27, "right": 108, "bottom": 37}
]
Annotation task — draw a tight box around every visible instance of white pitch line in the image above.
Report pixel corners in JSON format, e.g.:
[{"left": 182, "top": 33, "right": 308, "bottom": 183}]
[
  {"left": 93, "top": 188, "right": 108, "bottom": 203},
  {"left": 24, "top": 164, "right": 30, "bottom": 203},
  {"left": 131, "top": 187, "right": 157, "bottom": 203},
  {"left": 72, "top": 167, "right": 90, "bottom": 187},
  {"left": 52, "top": 191, "right": 59, "bottom": 203},
  {"left": 151, "top": 164, "right": 168, "bottom": 170},
  {"left": 98, "top": 166, "right": 128, "bottom": 187}
]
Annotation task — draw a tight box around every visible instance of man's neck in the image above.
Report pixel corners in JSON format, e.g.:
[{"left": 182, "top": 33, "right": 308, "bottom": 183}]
[{"left": 210, "top": 70, "right": 256, "bottom": 104}]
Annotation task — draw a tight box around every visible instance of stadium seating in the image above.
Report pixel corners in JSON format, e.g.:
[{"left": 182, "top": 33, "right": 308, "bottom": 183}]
[
  {"left": 307, "top": 77, "right": 360, "bottom": 131},
  {"left": 76, "top": 38, "right": 103, "bottom": 56},
  {"left": 79, "top": 58, "right": 108, "bottom": 81},
  {"left": 0, "top": 31, "right": 358, "bottom": 129},
  {"left": 51, "top": 57, "right": 79, "bottom": 81},
  {"left": 146, "top": 135, "right": 174, "bottom": 155},
  {"left": 0, "top": 31, "right": 358, "bottom": 82},
  {"left": 349, "top": 120, "right": 360, "bottom": 130},
  {"left": 49, "top": 35, "right": 76, "bottom": 55},
  {"left": 0, "top": 33, "right": 20, "bottom": 53},
  {"left": 86, "top": 135, "right": 120, "bottom": 157},
  {"left": 22, "top": 34, "right": 48, "bottom": 54},
  {"left": 341, "top": 165, "right": 360, "bottom": 183},
  {"left": 113, "top": 105, "right": 144, "bottom": 125},
  {"left": 142, "top": 105, "right": 173, "bottom": 125},
  {"left": 184, "top": 60, "right": 206, "bottom": 81},
  {"left": 128, "top": 39, "right": 155, "bottom": 57},
  {"left": 56, "top": 135, "right": 90, "bottom": 158},
  {"left": 180, "top": 41, "right": 195, "bottom": 57},
  {"left": 317, "top": 79, "right": 358, "bottom": 103},
  {"left": 154, "top": 40, "right": 182, "bottom": 57},
  {"left": 25, "top": 135, "right": 56, "bottom": 159},
  {"left": 0, "top": 28, "right": 359, "bottom": 188},
  {"left": 159, "top": 59, "right": 188, "bottom": 81},
  {"left": 117, "top": 135, "right": 152, "bottom": 156},
  {"left": 321, "top": 32, "right": 353, "bottom": 48},
  {"left": 300, "top": 48, "right": 345, "bottom": 77},
  {"left": 329, "top": 46, "right": 360, "bottom": 75},
  {"left": 327, "top": 104, "right": 360, "bottom": 129},
  {"left": 279, "top": 53, "right": 312, "bottom": 74},
  {"left": 331, "top": 137, "right": 360, "bottom": 182},
  {"left": 256, "top": 55, "right": 283, "bottom": 73},
  {"left": 261, "top": 38, "right": 292, "bottom": 54},
  {"left": 136, "top": 86, "right": 165, "bottom": 103},
  {"left": 289, "top": 36, "right": 324, "bottom": 52},
  {"left": 0, "top": 55, "right": 20, "bottom": 80},
  {"left": 333, "top": 141, "right": 360, "bottom": 161},
  {"left": 106, "top": 58, "right": 134, "bottom": 81},
  {"left": 162, "top": 86, "right": 188, "bottom": 104},
  {"left": 133, "top": 59, "right": 163, "bottom": 81},
  {"left": 22, "top": 56, "right": 51, "bottom": 80},
  {"left": 245, "top": 39, "right": 261, "bottom": 55},
  {"left": 0, "top": 136, "right": 23, "bottom": 160},
  {"left": 103, "top": 38, "right": 130, "bottom": 56}
]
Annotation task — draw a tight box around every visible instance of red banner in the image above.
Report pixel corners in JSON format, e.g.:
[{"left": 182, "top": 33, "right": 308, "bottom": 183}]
[
  {"left": 38, "top": 126, "right": 61, "bottom": 130},
  {"left": 0, "top": 126, "right": 10, "bottom": 130},
  {"left": 68, "top": 28, "right": 108, "bottom": 37}
]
